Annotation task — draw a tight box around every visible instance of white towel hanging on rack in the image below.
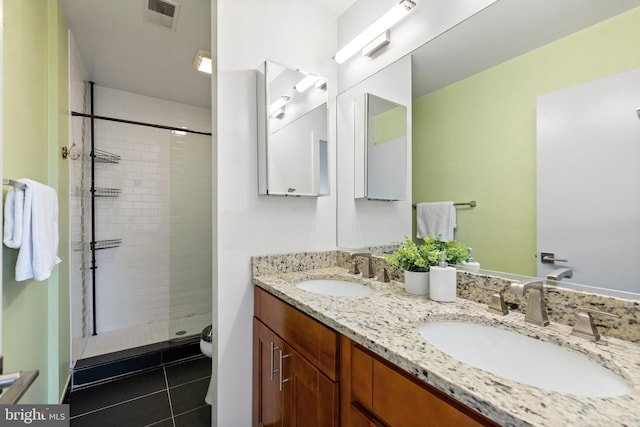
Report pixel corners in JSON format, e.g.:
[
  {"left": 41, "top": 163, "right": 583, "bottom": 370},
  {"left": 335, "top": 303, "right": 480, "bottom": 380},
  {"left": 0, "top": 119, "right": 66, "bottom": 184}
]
[
  {"left": 11, "top": 179, "right": 62, "bottom": 281},
  {"left": 416, "top": 201, "right": 456, "bottom": 241}
]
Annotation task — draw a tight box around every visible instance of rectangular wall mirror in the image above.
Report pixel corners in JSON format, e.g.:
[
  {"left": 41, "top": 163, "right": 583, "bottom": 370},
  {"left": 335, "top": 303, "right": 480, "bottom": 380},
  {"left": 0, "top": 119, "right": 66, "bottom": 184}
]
[
  {"left": 257, "top": 60, "right": 329, "bottom": 196},
  {"left": 354, "top": 93, "right": 408, "bottom": 201}
]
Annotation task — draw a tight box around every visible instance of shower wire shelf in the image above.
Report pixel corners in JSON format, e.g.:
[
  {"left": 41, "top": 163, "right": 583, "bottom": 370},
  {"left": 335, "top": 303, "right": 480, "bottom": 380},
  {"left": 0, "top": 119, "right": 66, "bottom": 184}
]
[
  {"left": 93, "top": 187, "right": 121, "bottom": 197},
  {"left": 92, "top": 149, "right": 121, "bottom": 164},
  {"left": 90, "top": 239, "right": 122, "bottom": 250}
]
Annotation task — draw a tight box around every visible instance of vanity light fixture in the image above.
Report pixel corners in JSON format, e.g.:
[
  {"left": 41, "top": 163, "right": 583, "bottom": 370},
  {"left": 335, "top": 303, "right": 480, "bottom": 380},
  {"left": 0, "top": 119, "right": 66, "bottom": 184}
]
[
  {"left": 362, "top": 30, "right": 390, "bottom": 57},
  {"left": 333, "top": 0, "right": 416, "bottom": 64},
  {"left": 269, "top": 96, "right": 291, "bottom": 117},
  {"left": 294, "top": 74, "right": 322, "bottom": 93},
  {"left": 272, "top": 107, "right": 286, "bottom": 120},
  {"left": 315, "top": 78, "right": 328, "bottom": 90},
  {"left": 193, "top": 49, "right": 212, "bottom": 74}
]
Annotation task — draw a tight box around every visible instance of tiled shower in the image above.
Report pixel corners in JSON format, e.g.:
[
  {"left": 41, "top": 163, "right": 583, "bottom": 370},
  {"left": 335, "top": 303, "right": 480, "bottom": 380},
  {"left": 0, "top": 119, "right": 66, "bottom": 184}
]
[{"left": 69, "top": 36, "right": 213, "bottom": 363}]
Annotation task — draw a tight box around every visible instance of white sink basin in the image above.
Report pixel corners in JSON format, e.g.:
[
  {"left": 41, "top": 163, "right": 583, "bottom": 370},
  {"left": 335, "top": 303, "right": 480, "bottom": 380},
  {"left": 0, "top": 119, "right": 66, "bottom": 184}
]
[
  {"left": 417, "top": 321, "right": 632, "bottom": 397},
  {"left": 295, "top": 279, "right": 373, "bottom": 297}
]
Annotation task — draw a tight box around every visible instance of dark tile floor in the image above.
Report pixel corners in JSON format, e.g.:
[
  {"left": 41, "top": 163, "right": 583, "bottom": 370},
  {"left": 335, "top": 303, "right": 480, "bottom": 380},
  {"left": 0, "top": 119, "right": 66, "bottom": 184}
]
[{"left": 68, "top": 356, "right": 212, "bottom": 427}]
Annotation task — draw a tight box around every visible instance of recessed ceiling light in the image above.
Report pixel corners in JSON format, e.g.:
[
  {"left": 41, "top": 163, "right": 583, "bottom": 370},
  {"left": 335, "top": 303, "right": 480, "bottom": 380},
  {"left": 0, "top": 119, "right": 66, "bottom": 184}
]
[{"left": 193, "top": 49, "right": 212, "bottom": 74}]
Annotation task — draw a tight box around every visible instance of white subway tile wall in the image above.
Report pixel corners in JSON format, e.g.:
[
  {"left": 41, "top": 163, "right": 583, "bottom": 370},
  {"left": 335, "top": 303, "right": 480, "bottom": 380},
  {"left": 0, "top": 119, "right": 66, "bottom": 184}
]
[
  {"left": 92, "top": 87, "right": 212, "bottom": 335},
  {"left": 68, "top": 67, "right": 212, "bottom": 358}
]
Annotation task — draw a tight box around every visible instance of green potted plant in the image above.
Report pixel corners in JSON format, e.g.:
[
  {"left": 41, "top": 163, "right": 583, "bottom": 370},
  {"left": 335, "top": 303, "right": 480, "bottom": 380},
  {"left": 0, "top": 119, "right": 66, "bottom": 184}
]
[
  {"left": 385, "top": 237, "right": 440, "bottom": 295},
  {"left": 386, "top": 236, "right": 471, "bottom": 295},
  {"left": 422, "top": 236, "right": 471, "bottom": 266}
]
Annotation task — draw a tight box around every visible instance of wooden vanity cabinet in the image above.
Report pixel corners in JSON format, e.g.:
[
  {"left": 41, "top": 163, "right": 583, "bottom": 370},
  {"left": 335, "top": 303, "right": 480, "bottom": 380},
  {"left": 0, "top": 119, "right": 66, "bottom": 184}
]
[
  {"left": 253, "top": 287, "right": 499, "bottom": 427},
  {"left": 340, "top": 336, "right": 499, "bottom": 427},
  {"left": 253, "top": 287, "right": 339, "bottom": 427}
]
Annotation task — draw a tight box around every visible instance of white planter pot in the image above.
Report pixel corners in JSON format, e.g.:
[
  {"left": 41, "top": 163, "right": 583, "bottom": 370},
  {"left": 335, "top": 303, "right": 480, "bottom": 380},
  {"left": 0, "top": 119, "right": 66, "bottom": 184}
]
[{"left": 404, "top": 270, "right": 430, "bottom": 295}]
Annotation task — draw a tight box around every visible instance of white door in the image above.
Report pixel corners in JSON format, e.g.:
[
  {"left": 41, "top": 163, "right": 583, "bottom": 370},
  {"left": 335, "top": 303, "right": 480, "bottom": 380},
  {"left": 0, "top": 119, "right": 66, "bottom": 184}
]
[{"left": 536, "top": 68, "right": 640, "bottom": 295}]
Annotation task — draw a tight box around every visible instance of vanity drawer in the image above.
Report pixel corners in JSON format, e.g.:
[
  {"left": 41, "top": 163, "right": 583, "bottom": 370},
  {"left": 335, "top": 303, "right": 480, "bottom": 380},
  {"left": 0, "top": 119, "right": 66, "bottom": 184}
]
[
  {"left": 348, "top": 342, "right": 497, "bottom": 427},
  {"left": 254, "top": 287, "right": 339, "bottom": 381}
]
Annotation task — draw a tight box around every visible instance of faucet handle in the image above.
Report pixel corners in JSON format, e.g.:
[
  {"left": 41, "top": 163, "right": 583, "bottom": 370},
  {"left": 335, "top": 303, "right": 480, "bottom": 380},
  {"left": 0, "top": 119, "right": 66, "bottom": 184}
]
[
  {"left": 378, "top": 267, "right": 390, "bottom": 283},
  {"left": 480, "top": 286, "right": 509, "bottom": 315},
  {"left": 349, "top": 260, "right": 360, "bottom": 275},
  {"left": 571, "top": 307, "right": 620, "bottom": 342}
]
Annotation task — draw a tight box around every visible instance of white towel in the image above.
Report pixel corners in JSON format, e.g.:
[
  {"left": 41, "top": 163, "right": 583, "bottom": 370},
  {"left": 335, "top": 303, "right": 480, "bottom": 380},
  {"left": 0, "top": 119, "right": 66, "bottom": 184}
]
[
  {"left": 14, "top": 179, "right": 61, "bottom": 282},
  {"left": 3, "top": 186, "right": 25, "bottom": 248},
  {"left": 416, "top": 201, "right": 456, "bottom": 241}
]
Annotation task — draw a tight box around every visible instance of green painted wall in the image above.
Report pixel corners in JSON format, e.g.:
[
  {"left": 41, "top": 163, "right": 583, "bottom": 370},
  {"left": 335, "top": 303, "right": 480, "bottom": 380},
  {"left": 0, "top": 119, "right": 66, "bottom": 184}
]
[
  {"left": 2, "top": 0, "right": 69, "bottom": 403},
  {"left": 374, "top": 105, "right": 406, "bottom": 144},
  {"left": 413, "top": 7, "right": 640, "bottom": 276}
]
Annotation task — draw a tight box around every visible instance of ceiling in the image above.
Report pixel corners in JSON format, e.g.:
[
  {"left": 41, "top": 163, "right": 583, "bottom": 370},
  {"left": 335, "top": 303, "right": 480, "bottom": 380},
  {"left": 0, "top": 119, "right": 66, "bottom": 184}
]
[
  {"left": 307, "top": 0, "right": 356, "bottom": 16},
  {"left": 60, "top": 0, "right": 637, "bottom": 108},
  {"left": 60, "top": 0, "right": 355, "bottom": 110},
  {"left": 61, "top": 0, "right": 212, "bottom": 108}
]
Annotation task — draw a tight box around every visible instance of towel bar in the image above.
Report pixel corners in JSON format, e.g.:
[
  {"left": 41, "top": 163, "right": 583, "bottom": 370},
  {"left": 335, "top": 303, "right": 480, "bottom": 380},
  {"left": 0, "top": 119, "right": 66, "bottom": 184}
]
[
  {"left": 412, "top": 200, "right": 476, "bottom": 208},
  {"left": 2, "top": 179, "right": 27, "bottom": 190},
  {"left": 0, "top": 370, "right": 39, "bottom": 404}
]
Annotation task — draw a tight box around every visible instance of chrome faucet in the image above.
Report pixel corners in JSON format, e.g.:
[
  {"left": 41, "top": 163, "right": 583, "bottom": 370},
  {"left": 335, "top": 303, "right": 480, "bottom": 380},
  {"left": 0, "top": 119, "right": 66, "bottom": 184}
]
[
  {"left": 350, "top": 252, "right": 375, "bottom": 278},
  {"left": 547, "top": 268, "right": 573, "bottom": 281},
  {"left": 509, "top": 280, "right": 549, "bottom": 326}
]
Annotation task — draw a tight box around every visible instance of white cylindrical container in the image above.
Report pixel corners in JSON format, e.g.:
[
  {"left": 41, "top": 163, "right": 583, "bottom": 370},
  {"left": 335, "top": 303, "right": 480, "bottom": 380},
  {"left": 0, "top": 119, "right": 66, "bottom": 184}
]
[
  {"left": 463, "top": 248, "right": 480, "bottom": 271},
  {"left": 430, "top": 251, "right": 457, "bottom": 302},
  {"left": 404, "top": 270, "right": 429, "bottom": 295},
  {"left": 462, "top": 260, "right": 480, "bottom": 272}
]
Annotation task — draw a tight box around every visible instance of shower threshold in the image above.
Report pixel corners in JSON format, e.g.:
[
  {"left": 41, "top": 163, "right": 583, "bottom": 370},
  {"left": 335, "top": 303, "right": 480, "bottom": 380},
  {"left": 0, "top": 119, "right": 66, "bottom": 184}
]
[{"left": 80, "top": 313, "right": 211, "bottom": 359}]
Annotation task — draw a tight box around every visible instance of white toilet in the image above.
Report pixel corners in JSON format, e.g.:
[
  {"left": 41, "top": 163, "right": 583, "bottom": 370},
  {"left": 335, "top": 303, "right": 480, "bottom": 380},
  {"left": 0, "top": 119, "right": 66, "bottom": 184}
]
[{"left": 200, "top": 324, "right": 215, "bottom": 405}]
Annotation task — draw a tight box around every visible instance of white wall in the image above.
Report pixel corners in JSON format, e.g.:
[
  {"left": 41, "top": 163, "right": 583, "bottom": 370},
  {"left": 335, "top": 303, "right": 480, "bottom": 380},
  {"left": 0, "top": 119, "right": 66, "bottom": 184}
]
[
  {"left": 337, "top": 56, "right": 413, "bottom": 248},
  {"left": 337, "top": 0, "right": 497, "bottom": 92},
  {"left": 217, "top": 0, "right": 337, "bottom": 424}
]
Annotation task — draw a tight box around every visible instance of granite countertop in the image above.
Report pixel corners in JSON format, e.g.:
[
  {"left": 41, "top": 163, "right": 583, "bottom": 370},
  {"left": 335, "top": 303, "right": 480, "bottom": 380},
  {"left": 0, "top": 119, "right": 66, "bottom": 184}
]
[{"left": 253, "top": 267, "right": 640, "bottom": 427}]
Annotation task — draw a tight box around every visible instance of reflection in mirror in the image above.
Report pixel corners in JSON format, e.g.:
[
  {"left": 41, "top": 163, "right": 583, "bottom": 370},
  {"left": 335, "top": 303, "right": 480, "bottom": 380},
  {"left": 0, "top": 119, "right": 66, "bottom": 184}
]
[
  {"left": 408, "top": 5, "right": 640, "bottom": 299},
  {"left": 337, "top": 2, "right": 640, "bottom": 300},
  {"left": 354, "top": 93, "right": 407, "bottom": 201},
  {"left": 257, "top": 60, "right": 329, "bottom": 196},
  {"left": 537, "top": 67, "right": 640, "bottom": 296}
]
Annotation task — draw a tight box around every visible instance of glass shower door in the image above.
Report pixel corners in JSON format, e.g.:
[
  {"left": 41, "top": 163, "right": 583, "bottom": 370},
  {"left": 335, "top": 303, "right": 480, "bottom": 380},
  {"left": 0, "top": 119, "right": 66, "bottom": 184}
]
[{"left": 168, "top": 131, "right": 213, "bottom": 340}]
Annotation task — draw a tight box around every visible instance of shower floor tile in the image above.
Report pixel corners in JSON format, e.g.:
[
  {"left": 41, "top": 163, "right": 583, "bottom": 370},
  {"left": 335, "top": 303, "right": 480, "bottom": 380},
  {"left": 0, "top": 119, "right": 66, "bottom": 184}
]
[{"left": 69, "top": 356, "right": 212, "bottom": 427}]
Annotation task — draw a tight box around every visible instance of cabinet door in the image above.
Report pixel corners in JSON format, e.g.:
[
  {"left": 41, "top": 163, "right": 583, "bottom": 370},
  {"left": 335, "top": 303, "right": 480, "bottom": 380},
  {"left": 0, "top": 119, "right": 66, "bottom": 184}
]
[
  {"left": 343, "top": 339, "right": 498, "bottom": 427},
  {"left": 254, "top": 318, "right": 284, "bottom": 427},
  {"left": 281, "top": 341, "right": 339, "bottom": 427}
]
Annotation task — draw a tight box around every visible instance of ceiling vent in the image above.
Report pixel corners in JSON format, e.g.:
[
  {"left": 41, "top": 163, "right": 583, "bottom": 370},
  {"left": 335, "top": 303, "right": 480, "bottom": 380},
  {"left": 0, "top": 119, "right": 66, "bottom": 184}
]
[{"left": 145, "top": 0, "right": 181, "bottom": 31}]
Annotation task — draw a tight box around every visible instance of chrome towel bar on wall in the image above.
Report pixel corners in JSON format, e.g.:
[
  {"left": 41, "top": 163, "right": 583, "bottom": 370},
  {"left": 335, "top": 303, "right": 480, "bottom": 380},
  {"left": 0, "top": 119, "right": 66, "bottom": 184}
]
[
  {"left": 2, "top": 179, "right": 27, "bottom": 190},
  {"left": 412, "top": 200, "right": 477, "bottom": 208}
]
